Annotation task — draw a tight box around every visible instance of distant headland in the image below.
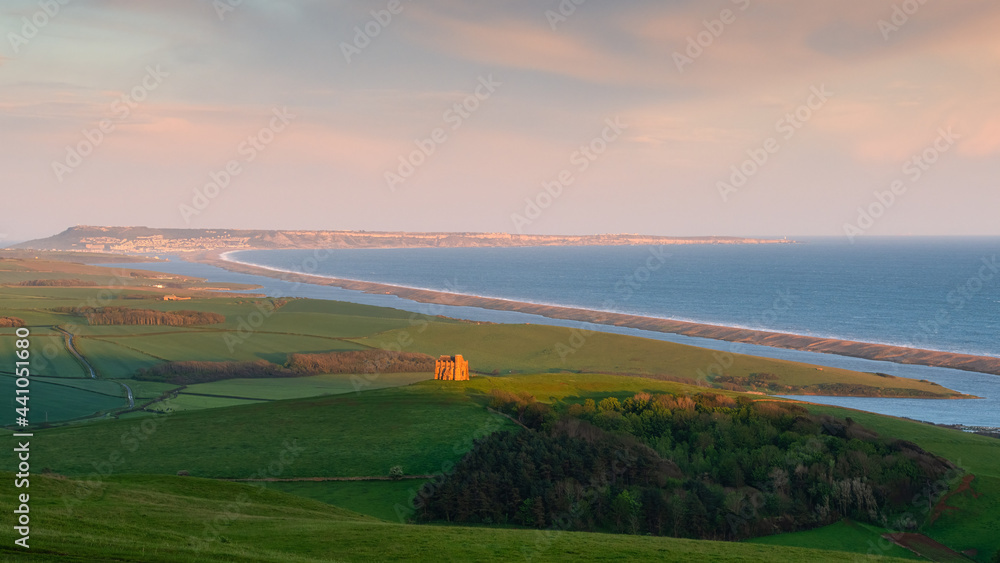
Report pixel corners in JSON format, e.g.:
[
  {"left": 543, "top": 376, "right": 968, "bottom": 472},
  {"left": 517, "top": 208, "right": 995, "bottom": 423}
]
[{"left": 12, "top": 226, "right": 794, "bottom": 253}]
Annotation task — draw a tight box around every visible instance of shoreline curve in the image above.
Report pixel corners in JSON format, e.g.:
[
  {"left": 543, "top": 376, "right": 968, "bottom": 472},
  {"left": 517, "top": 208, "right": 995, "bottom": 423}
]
[{"left": 192, "top": 250, "right": 1000, "bottom": 378}]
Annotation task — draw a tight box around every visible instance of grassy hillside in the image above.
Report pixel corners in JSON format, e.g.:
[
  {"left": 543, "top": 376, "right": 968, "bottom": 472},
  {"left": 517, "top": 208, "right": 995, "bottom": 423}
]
[
  {"left": 803, "top": 404, "right": 1000, "bottom": 560},
  {"left": 0, "top": 473, "right": 916, "bottom": 563},
  {"left": 353, "top": 323, "right": 963, "bottom": 397},
  {"left": 2, "top": 256, "right": 997, "bottom": 561},
  {"left": 3, "top": 382, "right": 518, "bottom": 479},
  {"left": 749, "top": 520, "right": 920, "bottom": 560}
]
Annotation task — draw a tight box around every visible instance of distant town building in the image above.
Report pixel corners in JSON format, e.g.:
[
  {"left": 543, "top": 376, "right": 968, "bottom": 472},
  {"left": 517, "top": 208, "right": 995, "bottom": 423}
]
[
  {"left": 435, "top": 355, "right": 470, "bottom": 381},
  {"left": 163, "top": 295, "right": 191, "bottom": 301}
]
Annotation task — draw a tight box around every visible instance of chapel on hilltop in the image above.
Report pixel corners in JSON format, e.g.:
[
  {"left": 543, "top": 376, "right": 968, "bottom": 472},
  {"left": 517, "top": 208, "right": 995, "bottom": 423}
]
[{"left": 435, "top": 355, "right": 470, "bottom": 381}]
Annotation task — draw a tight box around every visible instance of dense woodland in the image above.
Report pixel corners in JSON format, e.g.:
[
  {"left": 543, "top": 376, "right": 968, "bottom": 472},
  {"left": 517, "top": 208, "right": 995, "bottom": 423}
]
[
  {"left": 135, "top": 350, "right": 436, "bottom": 384},
  {"left": 0, "top": 316, "right": 26, "bottom": 327},
  {"left": 54, "top": 306, "right": 224, "bottom": 326},
  {"left": 418, "top": 391, "right": 957, "bottom": 540}
]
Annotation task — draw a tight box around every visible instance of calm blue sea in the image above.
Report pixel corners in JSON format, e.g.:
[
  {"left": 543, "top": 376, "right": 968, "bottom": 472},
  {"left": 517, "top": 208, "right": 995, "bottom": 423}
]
[{"left": 231, "top": 237, "right": 1000, "bottom": 358}]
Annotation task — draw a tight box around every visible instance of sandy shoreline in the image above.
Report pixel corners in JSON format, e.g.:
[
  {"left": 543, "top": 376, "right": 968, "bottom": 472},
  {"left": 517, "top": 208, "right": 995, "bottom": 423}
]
[{"left": 192, "top": 250, "right": 1000, "bottom": 378}]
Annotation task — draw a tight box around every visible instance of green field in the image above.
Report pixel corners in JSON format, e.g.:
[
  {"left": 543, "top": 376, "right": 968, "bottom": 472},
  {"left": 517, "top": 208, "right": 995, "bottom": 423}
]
[
  {"left": 1, "top": 473, "right": 916, "bottom": 563},
  {"left": 87, "top": 331, "right": 368, "bottom": 364},
  {"left": 352, "top": 323, "right": 962, "bottom": 397},
  {"left": 267, "top": 479, "right": 424, "bottom": 522},
  {"left": 72, "top": 337, "right": 164, "bottom": 377},
  {"left": 182, "top": 372, "right": 433, "bottom": 401},
  {"left": 164, "top": 394, "right": 265, "bottom": 412},
  {"left": 6, "top": 382, "right": 518, "bottom": 479},
  {"left": 29, "top": 376, "right": 125, "bottom": 396},
  {"left": 0, "top": 375, "right": 125, "bottom": 425},
  {"left": 0, "top": 333, "right": 87, "bottom": 378},
  {"left": 749, "top": 519, "right": 920, "bottom": 559},
  {"left": 118, "top": 379, "right": 181, "bottom": 400}
]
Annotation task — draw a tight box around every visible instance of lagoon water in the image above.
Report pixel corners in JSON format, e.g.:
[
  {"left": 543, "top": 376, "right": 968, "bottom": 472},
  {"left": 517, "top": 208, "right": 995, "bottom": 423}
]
[{"left": 101, "top": 237, "right": 1000, "bottom": 426}]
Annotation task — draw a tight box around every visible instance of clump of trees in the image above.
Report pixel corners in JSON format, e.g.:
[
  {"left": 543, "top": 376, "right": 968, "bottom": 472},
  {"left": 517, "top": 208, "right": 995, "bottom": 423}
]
[
  {"left": 18, "top": 278, "right": 97, "bottom": 287},
  {"left": 53, "top": 306, "right": 224, "bottom": 326},
  {"left": 286, "top": 350, "right": 434, "bottom": 375},
  {"left": 0, "top": 317, "right": 26, "bottom": 327},
  {"left": 418, "top": 391, "right": 957, "bottom": 541},
  {"left": 135, "top": 350, "right": 436, "bottom": 385}
]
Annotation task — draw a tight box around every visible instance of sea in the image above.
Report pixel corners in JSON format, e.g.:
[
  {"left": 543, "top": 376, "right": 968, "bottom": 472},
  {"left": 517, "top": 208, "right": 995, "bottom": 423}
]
[{"left": 102, "top": 237, "right": 1000, "bottom": 427}]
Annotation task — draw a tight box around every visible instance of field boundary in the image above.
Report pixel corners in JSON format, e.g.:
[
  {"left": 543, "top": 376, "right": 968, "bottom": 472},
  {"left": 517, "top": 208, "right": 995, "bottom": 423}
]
[{"left": 218, "top": 475, "right": 434, "bottom": 482}]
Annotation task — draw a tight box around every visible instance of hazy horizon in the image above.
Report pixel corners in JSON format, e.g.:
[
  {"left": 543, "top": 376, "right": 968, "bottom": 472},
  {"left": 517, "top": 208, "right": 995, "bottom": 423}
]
[{"left": 3, "top": 0, "right": 999, "bottom": 242}]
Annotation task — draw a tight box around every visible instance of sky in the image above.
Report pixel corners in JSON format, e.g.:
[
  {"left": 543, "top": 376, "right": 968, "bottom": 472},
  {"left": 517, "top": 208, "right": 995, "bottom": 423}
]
[{"left": 1, "top": 0, "right": 999, "bottom": 243}]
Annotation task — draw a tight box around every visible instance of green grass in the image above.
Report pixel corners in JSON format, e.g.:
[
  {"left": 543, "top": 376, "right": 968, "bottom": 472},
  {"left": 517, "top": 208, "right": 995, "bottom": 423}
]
[
  {"left": 165, "top": 394, "right": 265, "bottom": 412},
  {"left": 802, "top": 403, "right": 1000, "bottom": 561},
  {"left": 463, "top": 372, "right": 708, "bottom": 403},
  {"left": 245, "top": 312, "right": 429, "bottom": 340},
  {"left": 69, "top": 325, "right": 200, "bottom": 336},
  {"left": 0, "top": 472, "right": 915, "bottom": 563},
  {"left": 29, "top": 376, "right": 125, "bottom": 397},
  {"left": 90, "top": 331, "right": 367, "bottom": 364},
  {"left": 116, "top": 379, "right": 181, "bottom": 400},
  {"left": 0, "top": 261, "right": 994, "bottom": 560},
  {"left": 748, "top": 519, "right": 920, "bottom": 559},
  {"left": 353, "top": 324, "right": 961, "bottom": 397},
  {"left": 278, "top": 298, "right": 438, "bottom": 320},
  {"left": 0, "top": 375, "right": 126, "bottom": 425},
  {"left": 267, "top": 479, "right": 424, "bottom": 522},
  {"left": 8, "top": 382, "right": 517, "bottom": 479},
  {"left": 0, "top": 333, "right": 87, "bottom": 378},
  {"left": 181, "top": 372, "right": 433, "bottom": 401},
  {"left": 924, "top": 474, "right": 1000, "bottom": 561},
  {"left": 72, "top": 337, "right": 164, "bottom": 378}
]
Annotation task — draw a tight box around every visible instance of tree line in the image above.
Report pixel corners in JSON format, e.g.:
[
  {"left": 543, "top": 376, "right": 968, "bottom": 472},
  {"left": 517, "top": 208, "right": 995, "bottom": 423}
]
[
  {"left": 0, "top": 317, "right": 26, "bottom": 328},
  {"left": 53, "top": 306, "right": 224, "bottom": 326},
  {"left": 418, "top": 391, "right": 957, "bottom": 541}
]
